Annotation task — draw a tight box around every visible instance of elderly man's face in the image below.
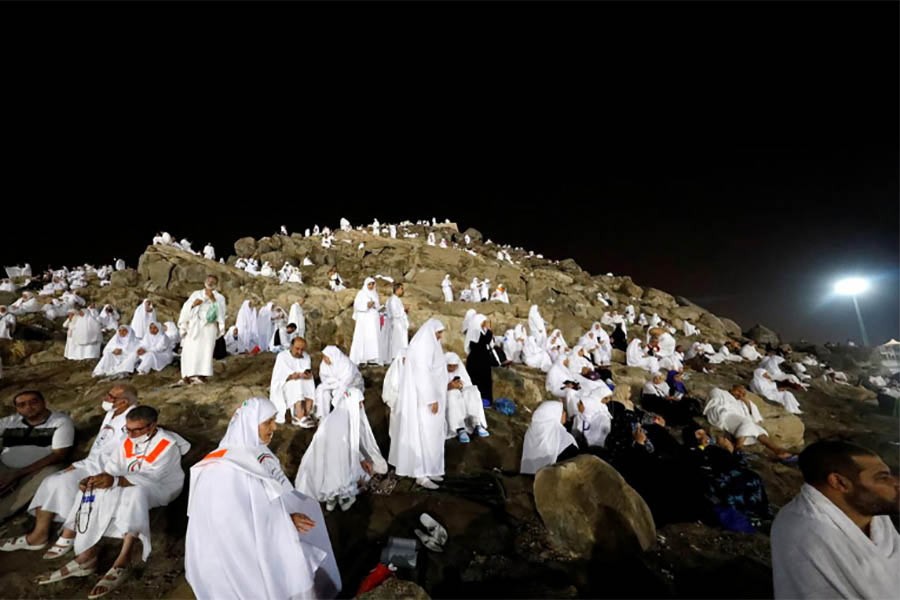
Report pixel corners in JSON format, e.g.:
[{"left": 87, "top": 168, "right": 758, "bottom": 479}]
[{"left": 290, "top": 338, "right": 306, "bottom": 358}]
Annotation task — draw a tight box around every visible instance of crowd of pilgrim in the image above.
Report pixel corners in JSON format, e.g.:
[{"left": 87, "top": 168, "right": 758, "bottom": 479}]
[{"left": 0, "top": 219, "right": 896, "bottom": 600}]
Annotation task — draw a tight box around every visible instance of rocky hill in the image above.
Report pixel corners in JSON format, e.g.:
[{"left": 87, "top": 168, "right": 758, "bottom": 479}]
[{"left": 0, "top": 222, "right": 896, "bottom": 599}]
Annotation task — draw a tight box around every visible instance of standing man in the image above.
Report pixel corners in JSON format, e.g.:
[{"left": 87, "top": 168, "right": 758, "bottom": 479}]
[
  {"left": 387, "top": 283, "right": 409, "bottom": 362},
  {"left": 177, "top": 275, "right": 227, "bottom": 385}
]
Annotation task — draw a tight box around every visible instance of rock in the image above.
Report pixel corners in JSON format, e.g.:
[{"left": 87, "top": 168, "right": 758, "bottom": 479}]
[
  {"left": 699, "top": 312, "right": 728, "bottom": 334},
  {"left": 751, "top": 392, "right": 805, "bottom": 448},
  {"left": 234, "top": 236, "right": 257, "bottom": 258},
  {"left": 720, "top": 318, "right": 742, "bottom": 337},
  {"left": 642, "top": 287, "right": 677, "bottom": 308},
  {"left": 558, "top": 258, "right": 582, "bottom": 274},
  {"left": 462, "top": 227, "right": 483, "bottom": 242},
  {"left": 611, "top": 349, "right": 626, "bottom": 364},
  {"left": 617, "top": 278, "right": 643, "bottom": 299},
  {"left": 675, "top": 295, "right": 709, "bottom": 312},
  {"left": 359, "top": 578, "right": 430, "bottom": 600},
  {"left": 534, "top": 455, "right": 656, "bottom": 559},
  {"left": 673, "top": 305, "right": 703, "bottom": 322},
  {"left": 110, "top": 268, "right": 139, "bottom": 287},
  {"left": 744, "top": 324, "right": 781, "bottom": 347}
]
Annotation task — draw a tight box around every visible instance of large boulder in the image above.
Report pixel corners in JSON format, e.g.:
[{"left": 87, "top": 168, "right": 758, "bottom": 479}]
[
  {"left": 642, "top": 287, "right": 677, "bottom": 308},
  {"left": 752, "top": 391, "right": 805, "bottom": 448},
  {"left": 109, "top": 268, "right": 139, "bottom": 287},
  {"left": 462, "top": 227, "right": 483, "bottom": 242},
  {"left": 744, "top": 324, "right": 781, "bottom": 347},
  {"left": 234, "top": 236, "right": 257, "bottom": 258},
  {"left": 617, "top": 278, "right": 643, "bottom": 299},
  {"left": 720, "top": 317, "right": 743, "bottom": 337},
  {"left": 534, "top": 455, "right": 656, "bottom": 559}
]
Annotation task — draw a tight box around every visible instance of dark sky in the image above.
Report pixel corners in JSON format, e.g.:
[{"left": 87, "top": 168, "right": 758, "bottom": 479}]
[{"left": 1, "top": 2, "right": 897, "bottom": 345}]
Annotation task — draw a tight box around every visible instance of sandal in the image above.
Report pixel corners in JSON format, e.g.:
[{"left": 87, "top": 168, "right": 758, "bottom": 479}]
[
  {"left": 42, "top": 536, "right": 74, "bottom": 559},
  {"left": 88, "top": 566, "right": 129, "bottom": 599},
  {"left": 37, "top": 558, "right": 97, "bottom": 585},
  {"left": 0, "top": 535, "right": 48, "bottom": 552}
]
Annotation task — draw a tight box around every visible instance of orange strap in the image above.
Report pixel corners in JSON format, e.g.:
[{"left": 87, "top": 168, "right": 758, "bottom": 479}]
[{"left": 123, "top": 437, "right": 172, "bottom": 463}]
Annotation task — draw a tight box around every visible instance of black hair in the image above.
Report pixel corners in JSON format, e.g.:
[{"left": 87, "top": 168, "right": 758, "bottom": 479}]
[
  {"left": 127, "top": 405, "right": 159, "bottom": 424},
  {"left": 393, "top": 282, "right": 404, "bottom": 292},
  {"left": 798, "top": 440, "right": 879, "bottom": 486},
  {"left": 13, "top": 390, "right": 45, "bottom": 406}
]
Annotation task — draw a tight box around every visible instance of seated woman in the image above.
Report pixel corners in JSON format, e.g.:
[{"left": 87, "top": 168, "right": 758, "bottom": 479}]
[
  {"left": 315, "top": 346, "right": 364, "bottom": 421},
  {"left": 520, "top": 401, "right": 578, "bottom": 475},
  {"left": 92, "top": 325, "right": 140, "bottom": 378},
  {"left": 603, "top": 397, "right": 699, "bottom": 526},
  {"left": 186, "top": 397, "right": 341, "bottom": 599},
  {"left": 626, "top": 338, "right": 660, "bottom": 373},
  {"left": 134, "top": 322, "right": 175, "bottom": 375},
  {"left": 444, "top": 352, "right": 490, "bottom": 443},
  {"left": 295, "top": 388, "right": 387, "bottom": 513},
  {"left": 681, "top": 423, "right": 770, "bottom": 532},
  {"left": 639, "top": 371, "right": 703, "bottom": 426}
]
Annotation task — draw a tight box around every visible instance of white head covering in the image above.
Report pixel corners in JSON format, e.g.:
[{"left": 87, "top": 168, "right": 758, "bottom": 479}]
[
  {"left": 520, "top": 401, "right": 576, "bottom": 475},
  {"left": 528, "top": 305, "right": 547, "bottom": 340},
  {"left": 220, "top": 397, "right": 278, "bottom": 449},
  {"left": 464, "top": 314, "right": 488, "bottom": 354},
  {"left": 130, "top": 298, "right": 157, "bottom": 338},
  {"left": 113, "top": 324, "right": 138, "bottom": 348},
  {"left": 236, "top": 300, "right": 259, "bottom": 352},
  {"left": 461, "top": 308, "right": 477, "bottom": 334}
]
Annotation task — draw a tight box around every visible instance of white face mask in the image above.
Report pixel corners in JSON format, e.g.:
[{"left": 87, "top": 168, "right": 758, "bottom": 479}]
[
  {"left": 132, "top": 432, "right": 153, "bottom": 445},
  {"left": 101, "top": 400, "right": 114, "bottom": 412}
]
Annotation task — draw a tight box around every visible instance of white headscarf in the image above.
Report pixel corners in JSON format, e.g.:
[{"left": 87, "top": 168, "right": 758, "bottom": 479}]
[
  {"left": 461, "top": 308, "right": 477, "bottom": 334},
  {"left": 528, "top": 305, "right": 547, "bottom": 340},
  {"left": 220, "top": 397, "right": 278, "bottom": 449},
  {"left": 112, "top": 325, "right": 138, "bottom": 349},
  {"left": 320, "top": 346, "right": 361, "bottom": 397},
  {"left": 444, "top": 351, "right": 474, "bottom": 386},
  {"left": 130, "top": 298, "right": 156, "bottom": 338},
  {"left": 520, "top": 401, "right": 576, "bottom": 475},
  {"left": 236, "top": 300, "right": 259, "bottom": 352},
  {"left": 464, "top": 314, "right": 488, "bottom": 354}
]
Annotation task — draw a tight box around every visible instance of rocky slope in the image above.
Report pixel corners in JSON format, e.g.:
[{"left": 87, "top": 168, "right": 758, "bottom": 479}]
[{"left": 0, "top": 223, "right": 896, "bottom": 599}]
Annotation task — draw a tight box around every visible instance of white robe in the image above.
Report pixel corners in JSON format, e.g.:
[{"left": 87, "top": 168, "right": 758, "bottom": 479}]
[
  {"left": 349, "top": 284, "right": 382, "bottom": 365},
  {"left": 444, "top": 353, "right": 488, "bottom": 435},
  {"left": 771, "top": 483, "right": 900, "bottom": 600},
  {"left": 521, "top": 401, "right": 576, "bottom": 474},
  {"left": 389, "top": 319, "right": 447, "bottom": 479},
  {"left": 28, "top": 407, "right": 134, "bottom": 522},
  {"left": 0, "top": 312, "right": 15, "bottom": 340},
  {"left": 235, "top": 300, "right": 260, "bottom": 353},
  {"left": 186, "top": 435, "right": 340, "bottom": 599},
  {"left": 202, "top": 245, "right": 215, "bottom": 260},
  {"left": 386, "top": 295, "right": 409, "bottom": 361},
  {"left": 178, "top": 290, "right": 227, "bottom": 378},
  {"left": 130, "top": 301, "right": 157, "bottom": 339},
  {"left": 626, "top": 339, "right": 660, "bottom": 373},
  {"left": 523, "top": 335, "right": 553, "bottom": 372},
  {"left": 315, "top": 347, "right": 364, "bottom": 420},
  {"left": 64, "top": 428, "right": 190, "bottom": 561},
  {"left": 760, "top": 355, "right": 803, "bottom": 385},
  {"left": 256, "top": 303, "right": 274, "bottom": 353},
  {"left": 528, "top": 305, "right": 547, "bottom": 344},
  {"left": 92, "top": 328, "right": 140, "bottom": 376},
  {"left": 750, "top": 368, "right": 802, "bottom": 414},
  {"left": 98, "top": 306, "right": 120, "bottom": 332},
  {"left": 703, "top": 388, "right": 767, "bottom": 443},
  {"left": 269, "top": 350, "right": 316, "bottom": 423},
  {"left": 65, "top": 313, "right": 103, "bottom": 360},
  {"left": 134, "top": 329, "right": 175, "bottom": 374},
  {"left": 9, "top": 295, "right": 41, "bottom": 315},
  {"left": 295, "top": 388, "right": 387, "bottom": 502},
  {"left": 441, "top": 277, "right": 453, "bottom": 303},
  {"left": 288, "top": 302, "right": 306, "bottom": 339}
]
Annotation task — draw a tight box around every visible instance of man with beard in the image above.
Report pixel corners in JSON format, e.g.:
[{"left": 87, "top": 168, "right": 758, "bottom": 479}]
[{"left": 771, "top": 440, "right": 900, "bottom": 599}]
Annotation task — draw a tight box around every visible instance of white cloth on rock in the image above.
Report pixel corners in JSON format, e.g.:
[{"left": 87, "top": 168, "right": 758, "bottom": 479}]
[{"left": 520, "top": 401, "right": 576, "bottom": 474}]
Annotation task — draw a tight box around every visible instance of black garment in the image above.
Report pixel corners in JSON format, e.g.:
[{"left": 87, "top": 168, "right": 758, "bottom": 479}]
[
  {"left": 639, "top": 393, "right": 703, "bottom": 427},
  {"left": 213, "top": 335, "right": 228, "bottom": 360},
  {"left": 466, "top": 330, "right": 496, "bottom": 402},
  {"left": 604, "top": 401, "right": 704, "bottom": 526},
  {"left": 556, "top": 443, "right": 580, "bottom": 463},
  {"left": 684, "top": 445, "right": 770, "bottom": 523},
  {"left": 611, "top": 325, "right": 627, "bottom": 351}
]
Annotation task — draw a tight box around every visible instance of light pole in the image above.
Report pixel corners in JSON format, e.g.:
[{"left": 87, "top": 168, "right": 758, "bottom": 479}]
[{"left": 834, "top": 277, "right": 870, "bottom": 346}]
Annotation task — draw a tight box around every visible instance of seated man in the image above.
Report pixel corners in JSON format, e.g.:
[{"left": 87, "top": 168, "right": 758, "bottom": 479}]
[
  {"left": 36, "top": 406, "right": 190, "bottom": 598},
  {"left": 740, "top": 340, "right": 764, "bottom": 361},
  {"left": 9, "top": 291, "right": 41, "bottom": 315},
  {"left": 269, "top": 337, "right": 316, "bottom": 427},
  {"left": 771, "top": 440, "right": 899, "bottom": 599},
  {"left": 703, "top": 385, "right": 796, "bottom": 461},
  {"left": 0, "top": 391, "right": 75, "bottom": 522},
  {"left": 444, "top": 352, "right": 490, "bottom": 443},
  {"left": 0, "top": 385, "right": 137, "bottom": 556}
]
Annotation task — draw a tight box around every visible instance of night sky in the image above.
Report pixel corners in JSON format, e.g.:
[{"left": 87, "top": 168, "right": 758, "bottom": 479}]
[{"left": 1, "top": 2, "right": 896, "bottom": 346}]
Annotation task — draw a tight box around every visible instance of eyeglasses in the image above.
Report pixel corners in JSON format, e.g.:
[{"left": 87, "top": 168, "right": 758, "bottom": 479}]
[
  {"left": 122, "top": 423, "right": 153, "bottom": 435},
  {"left": 106, "top": 392, "right": 125, "bottom": 400}
]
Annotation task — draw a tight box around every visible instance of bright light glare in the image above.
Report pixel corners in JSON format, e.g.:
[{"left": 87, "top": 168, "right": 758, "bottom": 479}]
[{"left": 834, "top": 277, "right": 870, "bottom": 296}]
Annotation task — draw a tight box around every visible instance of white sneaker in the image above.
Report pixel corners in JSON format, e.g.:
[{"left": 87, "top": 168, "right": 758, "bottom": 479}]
[
  {"left": 429, "top": 475, "right": 444, "bottom": 482},
  {"left": 414, "top": 529, "right": 444, "bottom": 552},
  {"left": 339, "top": 496, "right": 356, "bottom": 512},
  {"left": 325, "top": 497, "right": 338, "bottom": 512},
  {"left": 419, "top": 513, "right": 449, "bottom": 545},
  {"left": 416, "top": 477, "right": 439, "bottom": 490}
]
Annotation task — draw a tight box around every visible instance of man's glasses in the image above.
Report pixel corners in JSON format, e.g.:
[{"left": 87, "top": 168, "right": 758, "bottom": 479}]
[{"left": 122, "top": 423, "right": 153, "bottom": 435}]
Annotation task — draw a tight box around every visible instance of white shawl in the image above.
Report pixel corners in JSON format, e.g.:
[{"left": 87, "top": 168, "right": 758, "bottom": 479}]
[{"left": 520, "top": 401, "right": 576, "bottom": 474}]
